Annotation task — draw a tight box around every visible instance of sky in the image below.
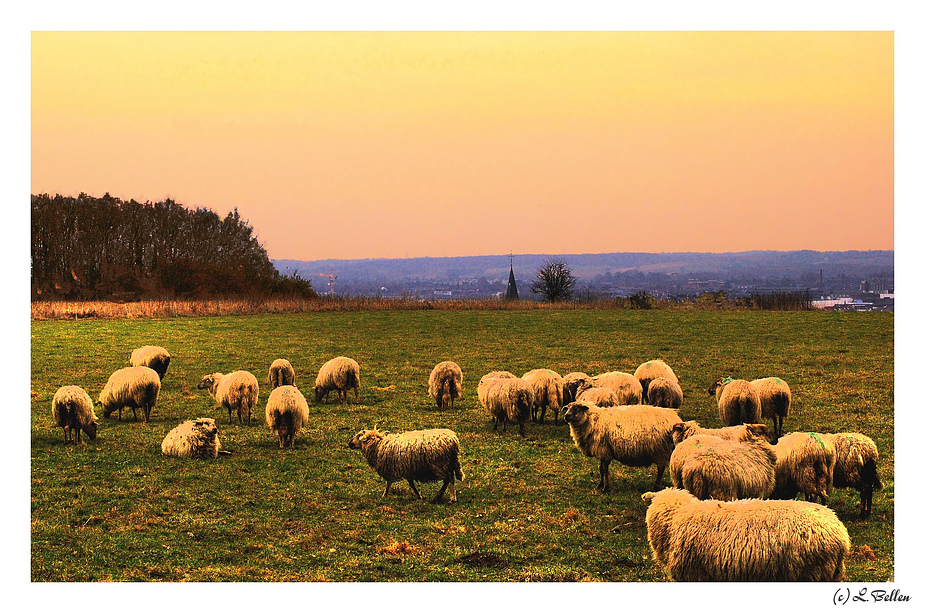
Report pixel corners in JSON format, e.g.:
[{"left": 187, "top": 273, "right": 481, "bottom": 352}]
[{"left": 30, "top": 29, "right": 894, "bottom": 262}]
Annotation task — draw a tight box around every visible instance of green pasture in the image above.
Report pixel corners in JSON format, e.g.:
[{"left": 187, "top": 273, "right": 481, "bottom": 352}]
[{"left": 30, "top": 309, "right": 894, "bottom": 582}]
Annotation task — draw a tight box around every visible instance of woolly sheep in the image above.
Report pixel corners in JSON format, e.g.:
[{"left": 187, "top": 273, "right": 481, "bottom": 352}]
[
  {"left": 198, "top": 370, "right": 260, "bottom": 425},
  {"left": 522, "top": 368, "right": 564, "bottom": 423},
  {"left": 772, "top": 432, "right": 836, "bottom": 504},
  {"left": 348, "top": 427, "right": 465, "bottom": 503},
  {"left": 575, "top": 382, "right": 621, "bottom": 407},
  {"left": 477, "top": 374, "right": 534, "bottom": 436},
  {"left": 99, "top": 366, "right": 161, "bottom": 423},
  {"left": 562, "top": 401, "right": 682, "bottom": 492},
  {"left": 642, "top": 487, "right": 850, "bottom": 581},
  {"left": 52, "top": 385, "right": 98, "bottom": 444},
  {"left": 671, "top": 420, "right": 777, "bottom": 446},
  {"left": 646, "top": 376, "right": 683, "bottom": 409},
  {"left": 265, "top": 385, "right": 310, "bottom": 448},
  {"left": 708, "top": 377, "right": 761, "bottom": 426},
  {"left": 428, "top": 361, "right": 463, "bottom": 409},
  {"left": 750, "top": 376, "right": 792, "bottom": 438},
  {"left": 314, "top": 356, "right": 360, "bottom": 404},
  {"left": 562, "top": 372, "right": 591, "bottom": 404},
  {"left": 670, "top": 434, "right": 777, "bottom": 501},
  {"left": 633, "top": 359, "right": 679, "bottom": 403},
  {"left": 591, "top": 371, "right": 643, "bottom": 405},
  {"left": 161, "top": 418, "right": 222, "bottom": 459},
  {"left": 820, "top": 432, "right": 883, "bottom": 518},
  {"left": 268, "top": 358, "right": 296, "bottom": 389},
  {"left": 130, "top": 345, "right": 171, "bottom": 381}
]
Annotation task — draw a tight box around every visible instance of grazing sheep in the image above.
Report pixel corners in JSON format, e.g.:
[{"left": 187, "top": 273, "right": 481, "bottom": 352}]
[
  {"left": 670, "top": 434, "right": 777, "bottom": 501},
  {"left": 198, "top": 370, "right": 260, "bottom": 425},
  {"left": 562, "top": 372, "right": 592, "bottom": 404},
  {"left": 348, "top": 427, "right": 465, "bottom": 503},
  {"left": 708, "top": 377, "right": 761, "bottom": 426},
  {"left": 772, "top": 432, "right": 836, "bottom": 504},
  {"left": 522, "top": 368, "right": 564, "bottom": 423},
  {"left": 265, "top": 385, "right": 310, "bottom": 448},
  {"left": 576, "top": 382, "right": 621, "bottom": 407},
  {"left": 750, "top": 376, "right": 792, "bottom": 438},
  {"left": 161, "top": 418, "right": 222, "bottom": 459},
  {"left": 820, "top": 432, "right": 883, "bottom": 518},
  {"left": 591, "top": 371, "right": 643, "bottom": 405},
  {"left": 477, "top": 374, "right": 534, "bottom": 436},
  {"left": 130, "top": 345, "right": 171, "bottom": 381},
  {"left": 633, "top": 359, "right": 679, "bottom": 403},
  {"left": 646, "top": 376, "right": 683, "bottom": 409},
  {"left": 99, "top": 366, "right": 161, "bottom": 423},
  {"left": 671, "top": 420, "right": 777, "bottom": 445},
  {"left": 314, "top": 356, "right": 360, "bottom": 404},
  {"left": 642, "top": 487, "right": 850, "bottom": 581},
  {"left": 51, "top": 385, "right": 98, "bottom": 444},
  {"left": 562, "top": 401, "right": 682, "bottom": 492},
  {"left": 268, "top": 358, "right": 296, "bottom": 389},
  {"left": 428, "top": 361, "right": 463, "bottom": 410}
]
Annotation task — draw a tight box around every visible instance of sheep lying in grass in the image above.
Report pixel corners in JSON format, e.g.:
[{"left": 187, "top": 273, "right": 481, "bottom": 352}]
[
  {"left": 820, "top": 432, "right": 883, "bottom": 518},
  {"left": 750, "top": 376, "right": 791, "bottom": 438},
  {"left": 348, "top": 427, "right": 464, "bottom": 503},
  {"left": 522, "top": 368, "right": 564, "bottom": 423},
  {"left": 708, "top": 377, "right": 761, "bottom": 426},
  {"left": 772, "top": 432, "right": 836, "bottom": 504},
  {"left": 265, "top": 385, "right": 310, "bottom": 448},
  {"left": 52, "top": 385, "right": 98, "bottom": 444},
  {"left": 562, "top": 372, "right": 591, "bottom": 404},
  {"left": 646, "top": 377, "right": 683, "bottom": 409},
  {"left": 198, "top": 370, "right": 260, "bottom": 425},
  {"left": 268, "top": 358, "right": 295, "bottom": 389},
  {"left": 161, "top": 418, "right": 222, "bottom": 459},
  {"left": 478, "top": 373, "right": 533, "bottom": 436},
  {"left": 591, "top": 371, "right": 643, "bottom": 405},
  {"left": 429, "top": 361, "right": 463, "bottom": 409},
  {"left": 670, "top": 434, "right": 777, "bottom": 501},
  {"left": 642, "top": 487, "right": 850, "bottom": 581},
  {"left": 314, "top": 356, "right": 360, "bottom": 404},
  {"left": 575, "top": 382, "right": 621, "bottom": 407},
  {"left": 562, "top": 401, "right": 682, "bottom": 493},
  {"left": 130, "top": 345, "right": 171, "bottom": 381},
  {"left": 633, "top": 359, "right": 679, "bottom": 403},
  {"left": 99, "top": 366, "right": 161, "bottom": 423}
]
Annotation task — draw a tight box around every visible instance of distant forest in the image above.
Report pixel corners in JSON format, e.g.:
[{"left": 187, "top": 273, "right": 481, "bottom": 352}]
[{"left": 31, "top": 193, "right": 315, "bottom": 300}]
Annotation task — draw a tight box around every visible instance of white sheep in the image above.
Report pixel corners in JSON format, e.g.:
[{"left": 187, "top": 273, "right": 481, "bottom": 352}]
[
  {"left": 314, "top": 356, "right": 360, "bottom": 404},
  {"left": 562, "top": 401, "right": 682, "bottom": 492},
  {"left": 772, "top": 431, "right": 836, "bottom": 504},
  {"left": 750, "top": 376, "right": 792, "bottom": 438},
  {"left": 575, "top": 383, "right": 621, "bottom": 408},
  {"left": 477, "top": 373, "right": 533, "bottom": 436},
  {"left": 820, "top": 432, "right": 883, "bottom": 518},
  {"left": 161, "top": 418, "right": 222, "bottom": 459},
  {"left": 428, "top": 361, "right": 463, "bottom": 409},
  {"left": 708, "top": 377, "right": 761, "bottom": 426},
  {"left": 642, "top": 487, "right": 851, "bottom": 581},
  {"left": 51, "top": 385, "right": 98, "bottom": 444},
  {"left": 633, "top": 359, "right": 679, "bottom": 403},
  {"left": 562, "top": 371, "right": 591, "bottom": 404},
  {"left": 671, "top": 420, "right": 777, "bottom": 445},
  {"left": 198, "top": 370, "right": 260, "bottom": 425},
  {"left": 268, "top": 358, "right": 296, "bottom": 389},
  {"left": 130, "top": 345, "right": 171, "bottom": 381},
  {"left": 591, "top": 371, "right": 643, "bottom": 405},
  {"left": 670, "top": 434, "right": 777, "bottom": 501},
  {"left": 522, "top": 368, "right": 564, "bottom": 423},
  {"left": 646, "top": 376, "right": 683, "bottom": 409},
  {"left": 98, "top": 366, "right": 161, "bottom": 423},
  {"left": 265, "top": 385, "right": 310, "bottom": 448},
  {"left": 348, "top": 427, "right": 465, "bottom": 503}
]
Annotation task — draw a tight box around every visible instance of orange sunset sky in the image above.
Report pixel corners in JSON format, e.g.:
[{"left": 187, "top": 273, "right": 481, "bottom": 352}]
[{"left": 31, "top": 30, "right": 894, "bottom": 262}]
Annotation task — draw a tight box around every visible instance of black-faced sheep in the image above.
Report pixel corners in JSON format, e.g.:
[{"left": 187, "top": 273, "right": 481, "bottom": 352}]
[
  {"left": 708, "top": 377, "right": 761, "bottom": 426},
  {"left": 575, "top": 382, "right": 621, "bottom": 407},
  {"left": 562, "top": 401, "right": 682, "bottom": 493},
  {"left": 670, "top": 434, "right": 777, "bottom": 501},
  {"left": 522, "top": 368, "right": 564, "bottom": 423},
  {"left": 820, "top": 432, "right": 883, "bottom": 518},
  {"left": 428, "top": 361, "right": 463, "bottom": 409},
  {"left": 477, "top": 373, "right": 533, "bottom": 436},
  {"left": 130, "top": 345, "right": 171, "bottom": 381},
  {"left": 646, "top": 376, "right": 683, "bottom": 409},
  {"left": 750, "top": 376, "right": 792, "bottom": 438},
  {"left": 265, "top": 385, "right": 310, "bottom": 448},
  {"left": 591, "top": 371, "right": 643, "bottom": 405},
  {"left": 52, "top": 385, "right": 98, "bottom": 444},
  {"left": 348, "top": 427, "right": 464, "bottom": 503},
  {"left": 633, "top": 359, "right": 679, "bottom": 403},
  {"left": 268, "top": 358, "right": 296, "bottom": 389},
  {"left": 642, "top": 487, "right": 850, "bottom": 581},
  {"left": 161, "top": 418, "right": 222, "bottom": 459},
  {"left": 314, "top": 356, "right": 360, "bottom": 404},
  {"left": 99, "top": 366, "right": 161, "bottom": 423},
  {"left": 772, "top": 431, "right": 836, "bottom": 504},
  {"left": 198, "top": 370, "right": 260, "bottom": 425},
  {"left": 562, "top": 372, "right": 591, "bottom": 404}
]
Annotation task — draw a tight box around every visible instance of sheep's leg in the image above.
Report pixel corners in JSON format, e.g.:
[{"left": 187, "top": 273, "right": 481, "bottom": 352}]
[
  {"left": 492, "top": 419, "right": 498, "bottom": 431},
  {"left": 131, "top": 407, "right": 138, "bottom": 422},
  {"left": 435, "top": 478, "right": 457, "bottom": 503},
  {"left": 117, "top": 407, "right": 123, "bottom": 421},
  {"left": 144, "top": 405, "right": 151, "bottom": 423},
  {"left": 383, "top": 481, "right": 392, "bottom": 497},
  {"left": 540, "top": 405, "right": 547, "bottom": 423},
  {"left": 353, "top": 386, "right": 359, "bottom": 401},
  {"left": 63, "top": 427, "right": 70, "bottom": 444},
  {"left": 654, "top": 464, "right": 666, "bottom": 488},
  {"left": 75, "top": 428, "right": 82, "bottom": 444},
  {"left": 228, "top": 408, "right": 234, "bottom": 425},
  {"left": 406, "top": 479, "right": 422, "bottom": 499},
  {"left": 435, "top": 479, "right": 449, "bottom": 501},
  {"left": 596, "top": 459, "right": 611, "bottom": 493},
  {"left": 518, "top": 422, "right": 525, "bottom": 437}
]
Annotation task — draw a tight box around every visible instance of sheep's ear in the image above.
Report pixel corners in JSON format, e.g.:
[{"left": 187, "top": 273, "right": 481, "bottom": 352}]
[{"left": 641, "top": 492, "right": 657, "bottom": 506}]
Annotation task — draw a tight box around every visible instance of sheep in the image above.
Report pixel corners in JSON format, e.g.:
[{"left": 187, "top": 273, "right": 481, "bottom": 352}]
[
  {"left": 264, "top": 385, "right": 310, "bottom": 448},
  {"left": 477, "top": 374, "right": 534, "bottom": 436},
  {"left": 670, "top": 434, "right": 777, "bottom": 501},
  {"left": 130, "top": 345, "right": 171, "bottom": 381},
  {"left": 646, "top": 376, "right": 683, "bottom": 409},
  {"left": 51, "top": 385, "right": 98, "bottom": 444},
  {"left": 750, "top": 376, "right": 792, "bottom": 438},
  {"left": 633, "top": 359, "right": 679, "bottom": 403},
  {"left": 348, "top": 427, "right": 465, "bottom": 503},
  {"left": 708, "top": 377, "right": 761, "bottom": 426},
  {"left": 772, "top": 431, "right": 836, "bottom": 504},
  {"left": 562, "top": 401, "right": 682, "bottom": 493},
  {"left": 820, "top": 432, "right": 883, "bottom": 518},
  {"left": 198, "top": 370, "right": 260, "bottom": 425},
  {"left": 314, "top": 356, "right": 360, "bottom": 404},
  {"left": 522, "top": 368, "right": 564, "bottom": 423},
  {"left": 428, "top": 361, "right": 463, "bottom": 409},
  {"left": 98, "top": 366, "right": 161, "bottom": 423},
  {"left": 591, "top": 371, "right": 643, "bottom": 405},
  {"left": 575, "top": 382, "right": 621, "bottom": 407},
  {"left": 268, "top": 358, "right": 296, "bottom": 389},
  {"left": 561, "top": 372, "right": 591, "bottom": 404},
  {"left": 642, "top": 487, "right": 851, "bottom": 581},
  {"left": 161, "top": 418, "right": 222, "bottom": 459},
  {"left": 671, "top": 420, "right": 777, "bottom": 445}
]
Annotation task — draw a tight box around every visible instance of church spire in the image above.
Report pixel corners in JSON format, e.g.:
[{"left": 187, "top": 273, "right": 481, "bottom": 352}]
[{"left": 505, "top": 252, "right": 519, "bottom": 300}]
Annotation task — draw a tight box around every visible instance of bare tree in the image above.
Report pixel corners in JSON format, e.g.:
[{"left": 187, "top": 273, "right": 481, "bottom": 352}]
[{"left": 530, "top": 259, "right": 577, "bottom": 302}]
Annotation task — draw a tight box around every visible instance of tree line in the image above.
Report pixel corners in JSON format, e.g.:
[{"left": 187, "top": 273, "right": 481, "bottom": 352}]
[{"left": 31, "top": 193, "right": 316, "bottom": 300}]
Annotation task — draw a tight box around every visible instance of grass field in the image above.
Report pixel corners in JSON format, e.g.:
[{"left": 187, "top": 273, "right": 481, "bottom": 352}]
[{"left": 30, "top": 309, "right": 895, "bottom": 583}]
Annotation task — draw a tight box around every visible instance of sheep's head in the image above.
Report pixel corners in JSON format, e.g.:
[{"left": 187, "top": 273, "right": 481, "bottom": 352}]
[
  {"left": 671, "top": 420, "right": 699, "bottom": 444},
  {"left": 576, "top": 379, "right": 595, "bottom": 393},
  {"left": 707, "top": 378, "right": 727, "bottom": 397},
  {"left": 197, "top": 374, "right": 221, "bottom": 394},
  {"left": 84, "top": 420, "right": 98, "bottom": 440},
  {"left": 562, "top": 401, "right": 591, "bottom": 425},
  {"left": 744, "top": 423, "right": 777, "bottom": 444},
  {"left": 348, "top": 429, "right": 384, "bottom": 450},
  {"left": 314, "top": 384, "right": 326, "bottom": 402},
  {"left": 193, "top": 418, "right": 218, "bottom": 438}
]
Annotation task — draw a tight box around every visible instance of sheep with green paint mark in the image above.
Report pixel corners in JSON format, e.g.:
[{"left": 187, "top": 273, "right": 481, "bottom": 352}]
[
  {"left": 772, "top": 431, "right": 836, "bottom": 504},
  {"left": 820, "top": 432, "right": 883, "bottom": 518},
  {"left": 750, "top": 376, "right": 791, "bottom": 438},
  {"left": 633, "top": 359, "right": 679, "bottom": 403},
  {"left": 591, "top": 371, "right": 643, "bottom": 405},
  {"left": 670, "top": 434, "right": 777, "bottom": 501},
  {"left": 708, "top": 377, "right": 761, "bottom": 426}
]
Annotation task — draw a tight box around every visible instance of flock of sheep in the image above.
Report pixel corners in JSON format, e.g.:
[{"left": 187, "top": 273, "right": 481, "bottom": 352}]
[{"left": 49, "top": 347, "right": 884, "bottom": 582}]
